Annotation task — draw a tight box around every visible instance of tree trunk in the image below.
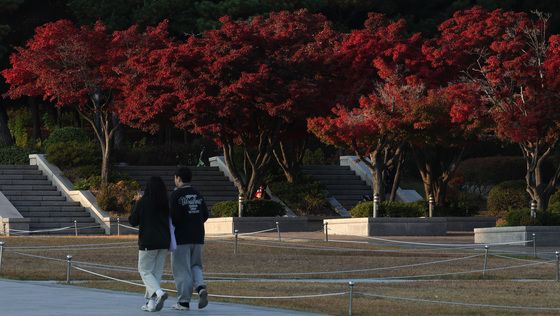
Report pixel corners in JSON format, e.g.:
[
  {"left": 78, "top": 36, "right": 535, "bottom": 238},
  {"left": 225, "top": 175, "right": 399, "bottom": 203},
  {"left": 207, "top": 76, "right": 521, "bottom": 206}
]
[
  {"left": 73, "top": 109, "right": 82, "bottom": 128},
  {"left": 521, "top": 142, "right": 560, "bottom": 212},
  {"left": 56, "top": 107, "right": 62, "bottom": 128},
  {"left": 29, "top": 97, "right": 41, "bottom": 141},
  {"left": 0, "top": 102, "right": 14, "bottom": 146},
  {"left": 389, "top": 150, "right": 405, "bottom": 202},
  {"left": 112, "top": 114, "right": 124, "bottom": 151},
  {"left": 412, "top": 146, "right": 465, "bottom": 206},
  {"left": 273, "top": 139, "right": 306, "bottom": 183}
]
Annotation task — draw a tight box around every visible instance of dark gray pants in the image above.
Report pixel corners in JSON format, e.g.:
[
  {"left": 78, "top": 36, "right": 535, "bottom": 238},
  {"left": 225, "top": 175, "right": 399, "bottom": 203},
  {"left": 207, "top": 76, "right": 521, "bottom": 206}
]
[{"left": 171, "top": 244, "right": 204, "bottom": 303}]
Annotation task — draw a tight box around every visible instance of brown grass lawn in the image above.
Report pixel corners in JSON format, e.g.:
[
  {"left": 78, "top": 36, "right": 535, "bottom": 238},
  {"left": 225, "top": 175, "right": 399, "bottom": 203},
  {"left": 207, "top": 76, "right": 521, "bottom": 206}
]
[{"left": 1, "top": 233, "right": 560, "bottom": 315}]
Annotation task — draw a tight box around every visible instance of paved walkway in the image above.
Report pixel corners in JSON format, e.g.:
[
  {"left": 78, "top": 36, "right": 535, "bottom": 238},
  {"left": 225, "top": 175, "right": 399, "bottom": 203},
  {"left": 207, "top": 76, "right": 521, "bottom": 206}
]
[{"left": 0, "top": 279, "right": 324, "bottom": 316}]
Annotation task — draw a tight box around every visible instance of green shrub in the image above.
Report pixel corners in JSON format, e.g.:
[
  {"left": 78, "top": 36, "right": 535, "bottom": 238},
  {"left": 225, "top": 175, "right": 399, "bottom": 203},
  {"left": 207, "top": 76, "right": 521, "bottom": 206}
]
[
  {"left": 44, "top": 127, "right": 89, "bottom": 150},
  {"left": 302, "top": 148, "right": 326, "bottom": 165},
  {"left": 46, "top": 141, "right": 100, "bottom": 169},
  {"left": 96, "top": 180, "right": 140, "bottom": 216},
  {"left": 549, "top": 190, "right": 560, "bottom": 214},
  {"left": 268, "top": 176, "right": 329, "bottom": 215},
  {"left": 486, "top": 181, "right": 529, "bottom": 217},
  {"left": 0, "top": 146, "right": 33, "bottom": 164},
  {"left": 350, "top": 201, "right": 426, "bottom": 218},
  {"left": 505, "top": 209, "right": 536, "bottom": 226},
  {"left": 63, "top": 165, "right": 100, "bottom": 183},
  {"left": 8, "top": 108, "right": 30, "bottom": 148},
  {"left": 211, "top": 200, "right": 285, "bottom": 217},
  {"left": 73, "top": 175, "right": 102, "bottom": 190}
]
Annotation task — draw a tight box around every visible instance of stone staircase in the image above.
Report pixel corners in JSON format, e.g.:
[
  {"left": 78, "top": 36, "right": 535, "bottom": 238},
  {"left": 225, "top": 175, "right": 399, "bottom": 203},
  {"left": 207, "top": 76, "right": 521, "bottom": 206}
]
[
  {"left": 301, "top": 165, "right": 372, "bottom": 211},
  {"left": 0, "top": 165, "right": 105, "bottom": 235},
  {"left": 115, "top": 166, "right": 238, "bottom": 210}
]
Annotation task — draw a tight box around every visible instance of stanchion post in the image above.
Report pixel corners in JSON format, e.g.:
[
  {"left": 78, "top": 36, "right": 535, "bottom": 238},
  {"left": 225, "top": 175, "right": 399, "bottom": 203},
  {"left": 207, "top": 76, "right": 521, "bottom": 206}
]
[
  {"left": 533, "top": 233, "right": 537, "bottom": 258},
  {"left": 530, "top": 200, "right": 537, "bottom": 221},
  {"left": 66, "top": 255, "right": 72, "bottom": 284},
  {"left": 324, "top": 222, "right": 329, "bottom": 242},
  {"left": 234, "top": 229, "right": 239, "bottom": 254},
  {"left": 0, "top": 241, "right": 4, "bottom": 273},
  {"left": 372, "top": 194, "right": 379, "bottom": 218},
  {"left": 428, "top": 195, "right": 435, "bottom": 218},
  {"left": 117, "top": 217, "right": 121, "bottom": 236},
  {"left": 556, "top": 251, "right": 560, "bottom": 282},
  {"left": 238, "top": 194, "right": 244, "bottom": 217},
  {"left": 74, "top": 220, "right": 78, "bottom": 236},
  {"left": 482, "top": 245, "right": 489, "bottom": 278},
  {"left": 348, "top": 281, "right": 355, "bottom": 316},
  {"left": 276, "top": 221, "right": 281, "bottom": 242}
]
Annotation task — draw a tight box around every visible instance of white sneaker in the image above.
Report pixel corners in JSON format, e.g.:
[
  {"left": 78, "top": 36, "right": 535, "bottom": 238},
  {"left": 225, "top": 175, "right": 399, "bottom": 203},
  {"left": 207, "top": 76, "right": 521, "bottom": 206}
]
[
  {"left": 198, "top": 288, "right": 208, "bottom": 309},
  {"left": 154, "top": 292, "right": 168, "bottom": 312},
  {"left": 172, "top": 302, "right": 190, "bottom": 310},
  {"left": 141, "top": 299, "right": 156, "bottom": 312}
]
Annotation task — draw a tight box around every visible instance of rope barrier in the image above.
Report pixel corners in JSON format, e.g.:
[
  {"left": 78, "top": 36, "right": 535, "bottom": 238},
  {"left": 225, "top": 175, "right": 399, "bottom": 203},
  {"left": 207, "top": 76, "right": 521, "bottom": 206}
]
[
  {"left": 362, "top": 236, "right": 532, "bottom": 248},
  {"left": 375, "top": 259, "right": 555, "bottom": 280},
  {"left": 6, "top": 241, "right": 136, "bottom": 250},
  {"left": 357, "top": 292, "right": 560, "bottom": 312},
  {"left": 206, "top": 254, "right": 482, "bottom": 277},
  {"left": 9, "top": 226, "right": 74, "bottom": 234},
  {"left": 73, "top": 266, "right": 348, "bottom": 299},
  {"left": 117, "top": 224, "right": 139, "bottom": 231}
]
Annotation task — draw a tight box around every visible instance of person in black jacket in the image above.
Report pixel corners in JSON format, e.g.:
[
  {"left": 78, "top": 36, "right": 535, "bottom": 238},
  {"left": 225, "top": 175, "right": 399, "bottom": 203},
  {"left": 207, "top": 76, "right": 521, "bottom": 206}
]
[
  {"left": 128, "top": 176, "right": 170, "bottom": 312},
  {"left": 170, "top": 167, "right": 209, "bottom": 310}
]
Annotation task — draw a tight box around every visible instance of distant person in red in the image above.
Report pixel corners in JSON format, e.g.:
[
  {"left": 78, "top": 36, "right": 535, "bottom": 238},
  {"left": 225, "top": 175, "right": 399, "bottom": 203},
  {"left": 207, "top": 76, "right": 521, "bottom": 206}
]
[
  {"left": 254, "top": 185, "right": 265, "bottom": 199},
  {"left": 128, "top": 176, "right": 170, "bottom": 312},
  {"left": 170, "top": 167, "right": 210, "bottom": 310}
]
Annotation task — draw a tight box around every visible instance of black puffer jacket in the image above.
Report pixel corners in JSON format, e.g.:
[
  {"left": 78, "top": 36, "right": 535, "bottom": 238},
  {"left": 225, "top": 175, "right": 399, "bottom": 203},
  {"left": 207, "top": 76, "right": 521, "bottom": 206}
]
[{"left": 129, "top": 198, "right": 171, "bottom": 250}]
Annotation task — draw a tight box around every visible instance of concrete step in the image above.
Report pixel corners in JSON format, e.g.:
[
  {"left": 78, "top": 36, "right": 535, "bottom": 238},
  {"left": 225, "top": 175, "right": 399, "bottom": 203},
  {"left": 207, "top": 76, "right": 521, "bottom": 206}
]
[
  {"left": 117, "top": 165, "right": 217, "bottom": 171},
  {"left": 5, "top": 194, "right": 65, "bottom": 200},
  {"left": 0, "top": 170, "right": 43, "bottom": 175},
  {"left": 302, "top": 165, "right": 351, "bottom": 170},
  {"left": 17, "top": 206, "right": 85, "bottom": 212},
  {"left": 3, "top": 190, "right": 61, "bottom": 196},
  {"left": 11, "top": 201, "right": 81, "bottom": 207},
  {"left": 30, "top": 217, "right": 96, "bottom": 223},
  {"left": 0, "top": 165, "right": 37, "bottom": 170},
  {"left": 0, "top": 185, "right": 56, "bottom": 191},
  {"left": 0, "top": 174, "right": 47, "bottom": 180},
  {"left": 20, "top": 211, "right": 92, "bottom": 218},
  {"left": 0, "top": 179, "right": 52, "bottom": 185},
  {"left": 302, "top": 169, "right": 355, "bottom": 176},
  {"left": 316, "top": 179, "right": 366, "bottom": 185}
]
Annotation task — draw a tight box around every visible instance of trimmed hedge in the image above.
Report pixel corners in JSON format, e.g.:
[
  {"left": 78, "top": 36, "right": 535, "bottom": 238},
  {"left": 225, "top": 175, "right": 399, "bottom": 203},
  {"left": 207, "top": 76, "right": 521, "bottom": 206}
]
[
  {"left": 211, "top": 199, "right": 286, "bottom": 217},
  {"left": 44, "top": 127, "right": 89, "bottom": 150},
  {"left": 505, "top": 209, "right": 560, "bottom": 226},
  {"left": 46, "top": 141, "right": 100, "bottom": 169},
  {"left": 0, "top": 146, "right": 33, "bottom": 164},
  {"left": 96, "top": 180, "right": 140, "bottom": 216},
  {"left": 268, "top": 177, "right": 330, "bottom": 215},
  {"left": 486, "top": 181, "right": 529, "bottom": 217},
  {"left": 350, "top": 201, "right": 427, "bottom": 218}
]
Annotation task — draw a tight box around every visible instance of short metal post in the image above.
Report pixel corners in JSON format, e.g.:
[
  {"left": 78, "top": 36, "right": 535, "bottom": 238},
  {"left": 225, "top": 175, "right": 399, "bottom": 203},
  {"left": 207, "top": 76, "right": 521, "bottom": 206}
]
[
  {"left": 276, "top": 221, "right": 281, "bottom": 241},
  {"left": 324, "top": 222, "right": 329, "bottom": 242},
  {"left": 530, "top": 200, "right": 537, "bottom": 220},
  {"left": 372, "top": 194, "right": 380, "bottom": 218},
  {"left": 0, "top": 241, "right": 4, "bottom": 273},
  {"left": 117, "top": 217, "right": 121, "bottom": 236},
  {"left": 66, "top": 255, "right": 73, "bottom": 284},
  {"left": 348, "top": 281, "right": 355, "bottom": 316},
  {"left": 234, "top": 230, "right": 239, "bottom": 254},
  {"left": 533, "top": 233, "right": 537, "bottom": 258},
  {"left": 2, "top": 223, "right": 6, "bottom": 236},
  {"left": 428, "top": 195, "right": 435, "bottom": 217},
  {"left": 238, "top": 194, "right": 244, "bottom": 217},
  {"left": 482, "top": 245, "right": 489, "bottom": 278},
  {"left": 74, "top": 220, "right": 78, "bottom": 236},
  {"left": 556, "top": 251, "right": 560, "bottom": 282}
]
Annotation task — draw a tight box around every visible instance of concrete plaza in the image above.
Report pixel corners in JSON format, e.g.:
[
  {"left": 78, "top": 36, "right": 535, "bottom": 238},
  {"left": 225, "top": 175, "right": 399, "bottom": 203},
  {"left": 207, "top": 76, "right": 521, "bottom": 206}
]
[{"left": 0, "top": 279, "right": 324, "bottom": 316}]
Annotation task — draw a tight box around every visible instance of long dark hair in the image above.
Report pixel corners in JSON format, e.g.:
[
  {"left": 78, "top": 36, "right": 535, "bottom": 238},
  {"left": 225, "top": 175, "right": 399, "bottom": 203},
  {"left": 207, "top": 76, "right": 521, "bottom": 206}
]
[{"left": 141, "top": 176, "right": 169, "bottom": 216}]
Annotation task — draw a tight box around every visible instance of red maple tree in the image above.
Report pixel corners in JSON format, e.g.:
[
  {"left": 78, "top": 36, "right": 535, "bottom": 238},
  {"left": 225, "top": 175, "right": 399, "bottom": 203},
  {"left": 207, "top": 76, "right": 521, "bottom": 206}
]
[
  {"left": 309, "top": 13, "right": 421, "bottom": 202},
  {"left": 1, "top": 20, "right": 174, "bottom": 185},
  {"left": 169, "top": 10, "right": 338, "bottom": 199},
  {"left": 430, "top": 7, "right": 560, "bottom": 211}
]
